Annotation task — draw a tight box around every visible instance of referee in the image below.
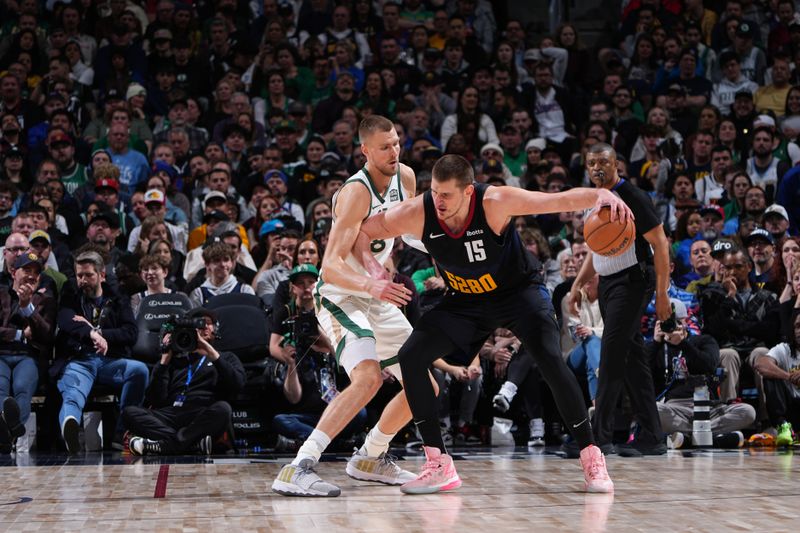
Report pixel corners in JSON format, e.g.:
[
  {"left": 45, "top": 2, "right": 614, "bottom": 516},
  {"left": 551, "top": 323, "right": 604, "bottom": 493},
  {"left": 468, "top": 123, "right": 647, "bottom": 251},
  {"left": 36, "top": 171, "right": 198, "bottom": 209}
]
[{"left": 568, "top": 143, "right": 671, "bottom": 456}]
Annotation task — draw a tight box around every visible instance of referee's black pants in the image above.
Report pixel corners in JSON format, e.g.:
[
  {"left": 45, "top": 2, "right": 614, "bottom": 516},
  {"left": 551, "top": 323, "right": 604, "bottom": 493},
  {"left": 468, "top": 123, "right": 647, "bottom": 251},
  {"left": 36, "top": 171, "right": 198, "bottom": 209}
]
[
  {"left": 594, "top": 264, "right": 663, "bottom": 445},
  {"left": 122, "top": 401, "right": 232, "bottom": 453}
]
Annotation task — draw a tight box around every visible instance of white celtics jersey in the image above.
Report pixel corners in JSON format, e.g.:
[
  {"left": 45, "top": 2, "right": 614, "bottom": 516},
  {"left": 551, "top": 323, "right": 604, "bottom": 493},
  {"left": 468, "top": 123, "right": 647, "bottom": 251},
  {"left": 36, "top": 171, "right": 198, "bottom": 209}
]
[{"left": 323, "top": 166, "right": 405, "bottom": 298}]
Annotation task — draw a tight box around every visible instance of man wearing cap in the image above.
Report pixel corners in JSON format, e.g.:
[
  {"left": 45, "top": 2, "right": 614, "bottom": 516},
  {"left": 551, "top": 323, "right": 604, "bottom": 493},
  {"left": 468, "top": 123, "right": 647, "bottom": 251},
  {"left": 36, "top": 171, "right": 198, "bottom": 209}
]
[
  {"left": 84, "top": 208, "right": 125, "bottom": 276},
  {"left": 648, "top": 298, "right": 755, "bottom": 449},
  {"left": 745, "top": 227, "right": 779, "bottom": 291},
  {"left": 0, "top": 251, "right": 57, "bottom": 454},
  {"left": 46, "top": 127, "right": 86, "bottom": 196},
  {"left": 125, "top": 189, "right": 188, "bottom": 255},
  {"left": 719, "top": 19, "right": 766, "bottom": 83},
  {"left": 147, "top": 27, "right": 174, "bottom": 75},
  {"left": 91, "top": 165, "right": 137, "bottom": 246},
  {"left": 123, "top": 305, "right": 245, "bottom": 456},
  {"left": 764, "top": 204, "right": 791, "bottom": 241},
  {"left": 187, "top": 191, "right": 248, "bottom": 251},
  {"left": 711, "top": 51, "right": 758, "bottom": 115},
  {"left": 56, "top": 250, "right": 148, "bottom": 453},
  {"left": 264, "top": 168, "right": 305, "bottom": 228},
  {"left": 479, "top": 142, "right": 520, "bottom": 187},
  {"left": 190, "top": 166, "right": 249, "bottom": 229},
  {"left": 698, "top": 204, "right": 726, "bottom": 242},
  {"left": 28, "top": 229, "right": 68, "bottom": 295},
  {"left": 268, "top": 263, "right": 366, "bottom": 451},
  {"left": 274, "top": 120, "right": 303, "bottom": 174}
]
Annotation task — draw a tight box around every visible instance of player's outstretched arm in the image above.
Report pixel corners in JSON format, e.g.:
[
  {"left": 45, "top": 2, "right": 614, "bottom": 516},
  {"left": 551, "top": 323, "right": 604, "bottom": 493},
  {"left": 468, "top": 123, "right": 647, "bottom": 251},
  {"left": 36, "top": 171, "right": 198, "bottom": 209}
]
[
  {"left": 484, "top": 186, "right": 633, "bottom": 223},
  {"left": 322, "top": 185, "right": 412, "bottom": 306},
  {"left": 355, "top": 195, "right": 425, "bottom": 284}
]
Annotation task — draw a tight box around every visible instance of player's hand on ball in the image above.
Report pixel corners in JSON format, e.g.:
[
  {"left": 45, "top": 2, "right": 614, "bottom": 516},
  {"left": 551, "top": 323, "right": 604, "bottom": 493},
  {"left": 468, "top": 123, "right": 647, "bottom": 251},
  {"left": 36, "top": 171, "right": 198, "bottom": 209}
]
[
  {"left": 596, "top": 189, "right": 634, "bottom": 223},
  {"left": 366, "top": 278, "right": 412, "bottom": 307}
]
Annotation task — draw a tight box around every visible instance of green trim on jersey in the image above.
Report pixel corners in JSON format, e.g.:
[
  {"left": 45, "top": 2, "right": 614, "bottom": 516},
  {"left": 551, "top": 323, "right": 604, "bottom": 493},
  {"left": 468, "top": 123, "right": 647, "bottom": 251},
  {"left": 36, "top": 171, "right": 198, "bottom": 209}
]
[
  {"left": 320, "top": 296, "right": 375, "bottom": 339},
  {"left": 361, "top": 166, "right": 385, "bottom": 203},
  {"left": 396, "top": 169, "right": 404, "bottom": 201},
  {"left": 380, "top": 356, "right": 398, "bottom": 369}
]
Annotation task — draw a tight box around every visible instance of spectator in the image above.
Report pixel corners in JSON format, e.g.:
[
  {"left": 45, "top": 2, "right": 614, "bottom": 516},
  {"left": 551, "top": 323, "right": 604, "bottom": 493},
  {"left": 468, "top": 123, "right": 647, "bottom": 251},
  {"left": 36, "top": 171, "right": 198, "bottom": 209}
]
[
  {"left": 649, "top": 299, "right": 755, "bottom": 448},
  {"left": 188, "top": 242, "right": 255, "bottom": 307},
  {"left": 745, "top": 227, "right": 779, "bottom": 292},
  {"left": 253, "top": 229, "right": 300, "bottom": 301},
  {"left": 764, "top": 205, "right": 791, "bottom": 243},
  {"left": 126, "top": 189, "right": 187, "bottom": 255},
  {"left": 0, "top": 251, "right": 56, "bottom": 453},
  {"left": 745, "top": 126, "right": 789, "bottom": 201},
  {"left": 28, "top": 229, "right": 68, "bottom": 295},
  {"left": 676, "top": 239, "right": 715, "bottom": 290},
  {"left": 124, "top": 307, "right": 246, "bottom": 455},
  {"left": 312, "top": 71, "right": 359, "bottom": 135},
  {"left": 56, "top": 251, "right": 147, "bottom": 453},
  {"left": 723, "top": 20, "right": 767, "bottom": 84},
  {"left": 184, "top": 229, "right": 256, "bottom": 294},
  {"left": 687, "top": 130, "right": 714, "bottom": 185},
  {"left": 698, "top": 248, "right": 781, "bottom": 401},
  {"left": 752, "top": 311, "right": 800, "bottom": 446},
  {"left": 264, "top": 169, "right": 305, "bottom": 228},
  {"left": 754, "top": 53, "right": 792, "bottom": 117},
  {"left": 560, "top": 273, "right": 603, "bottom": 406},
  {"left": 129, "top": 254, "right": 175, "bottom": 317},
  {"left": 440, "top": 85, "right": 498, "bottom": 153},
  {"left": 107, "top": 123, "right": 149, "bottom": 200}
]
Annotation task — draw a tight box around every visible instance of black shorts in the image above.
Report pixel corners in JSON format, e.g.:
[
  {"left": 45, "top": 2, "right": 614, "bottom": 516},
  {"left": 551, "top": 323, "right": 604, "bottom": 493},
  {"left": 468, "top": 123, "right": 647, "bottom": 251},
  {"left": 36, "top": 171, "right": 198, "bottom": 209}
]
[{"left": 416, "top": 283, "right": 558, "bottom": 365}]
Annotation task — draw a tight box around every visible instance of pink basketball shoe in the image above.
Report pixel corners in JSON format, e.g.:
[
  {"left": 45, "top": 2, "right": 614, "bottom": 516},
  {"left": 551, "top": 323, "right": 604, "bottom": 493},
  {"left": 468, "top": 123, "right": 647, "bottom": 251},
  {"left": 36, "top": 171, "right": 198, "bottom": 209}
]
[
  {"left": 400, "top": 446, "right": 462, "bottom": 495},
  {"left": 580, "top": 444, "right": 614, "bottom": 493}
]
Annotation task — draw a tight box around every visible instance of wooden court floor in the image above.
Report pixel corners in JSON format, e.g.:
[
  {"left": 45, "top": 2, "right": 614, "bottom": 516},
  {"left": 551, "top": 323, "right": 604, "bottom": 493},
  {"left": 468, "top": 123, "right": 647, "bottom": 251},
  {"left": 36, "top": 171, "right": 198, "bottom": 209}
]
[{"left": 0, "top": 447, "right": 797, "bottom": 532}]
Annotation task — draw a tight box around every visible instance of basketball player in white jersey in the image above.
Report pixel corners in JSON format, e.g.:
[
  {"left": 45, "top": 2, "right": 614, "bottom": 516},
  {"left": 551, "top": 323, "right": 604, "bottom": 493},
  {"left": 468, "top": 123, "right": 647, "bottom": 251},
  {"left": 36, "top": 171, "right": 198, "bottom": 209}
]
[{"left": 272, "top": 115, "right": 421, "bottom": 497}]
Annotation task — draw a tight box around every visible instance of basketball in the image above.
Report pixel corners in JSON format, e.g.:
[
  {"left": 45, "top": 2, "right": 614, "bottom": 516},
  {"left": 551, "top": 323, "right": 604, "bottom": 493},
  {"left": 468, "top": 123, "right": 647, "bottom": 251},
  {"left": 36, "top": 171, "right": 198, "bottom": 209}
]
[{"left": 583, "top": 206, "right": 635, "bottom": 257}]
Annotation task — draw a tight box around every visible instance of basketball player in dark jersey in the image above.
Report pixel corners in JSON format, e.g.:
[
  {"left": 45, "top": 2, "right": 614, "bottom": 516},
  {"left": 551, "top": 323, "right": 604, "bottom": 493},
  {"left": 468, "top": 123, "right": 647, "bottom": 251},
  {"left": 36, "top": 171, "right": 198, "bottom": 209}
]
[{"left": 355, "top": 155, "right": 630, "bottom": 494}]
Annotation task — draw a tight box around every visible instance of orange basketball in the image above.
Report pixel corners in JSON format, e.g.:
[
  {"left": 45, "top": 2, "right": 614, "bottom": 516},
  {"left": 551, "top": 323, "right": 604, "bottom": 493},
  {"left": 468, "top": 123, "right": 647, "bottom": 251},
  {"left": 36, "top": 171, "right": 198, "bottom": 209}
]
[{"left": 583, "top": 206, "right": 636, "bottom": 257}]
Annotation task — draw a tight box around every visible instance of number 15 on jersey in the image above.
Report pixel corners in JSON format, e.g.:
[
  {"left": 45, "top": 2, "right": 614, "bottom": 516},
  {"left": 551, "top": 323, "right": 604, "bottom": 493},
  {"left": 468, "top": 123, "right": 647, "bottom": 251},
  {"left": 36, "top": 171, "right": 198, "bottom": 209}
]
[{"left": 464, "top": 240, "right": 485, "bottom": 262}]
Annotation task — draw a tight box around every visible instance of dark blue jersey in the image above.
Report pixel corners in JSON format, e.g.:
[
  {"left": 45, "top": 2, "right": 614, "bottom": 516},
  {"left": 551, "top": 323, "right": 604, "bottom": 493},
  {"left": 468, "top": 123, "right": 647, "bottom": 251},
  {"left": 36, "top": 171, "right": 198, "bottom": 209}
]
[{"left": 421, "top": 183, "right": 543, "bottom": 297}]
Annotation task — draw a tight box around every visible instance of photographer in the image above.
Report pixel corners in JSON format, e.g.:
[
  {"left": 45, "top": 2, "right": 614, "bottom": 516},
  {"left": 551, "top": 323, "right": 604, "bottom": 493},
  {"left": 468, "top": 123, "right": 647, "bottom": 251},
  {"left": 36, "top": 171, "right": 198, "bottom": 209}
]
[
  {"left": 123, "top": 307, "right": 245, "bottom": 455},
  {"left": 269, "top": 264, "right": 366, "bottom": 447},
  {"left": 648, "top": 300, "right": 755, "bottom": 448}
]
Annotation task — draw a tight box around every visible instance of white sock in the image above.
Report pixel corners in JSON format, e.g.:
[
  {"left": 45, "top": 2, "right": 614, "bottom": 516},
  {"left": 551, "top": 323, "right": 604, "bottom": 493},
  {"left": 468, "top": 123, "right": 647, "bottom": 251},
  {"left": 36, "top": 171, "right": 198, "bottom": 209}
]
[
  {"left": 359, "top": 426, "right": 395, "bottom": 457},
  {"left": 500, "top": 381, "right": 518, "bottom": 399},
  {"left": 292, "top": 429, "right": 331, "bottom": 466}
]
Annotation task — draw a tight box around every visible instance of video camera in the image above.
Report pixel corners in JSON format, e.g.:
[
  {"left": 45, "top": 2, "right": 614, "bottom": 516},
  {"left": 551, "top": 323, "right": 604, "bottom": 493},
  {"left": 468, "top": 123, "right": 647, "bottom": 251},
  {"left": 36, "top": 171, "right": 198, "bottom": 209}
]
[
  {"left": 282, "top": 309, "right": 319, "bottom": 358},
  {"left": 160, "top": 314, "right": 207, "bottom": 354}
]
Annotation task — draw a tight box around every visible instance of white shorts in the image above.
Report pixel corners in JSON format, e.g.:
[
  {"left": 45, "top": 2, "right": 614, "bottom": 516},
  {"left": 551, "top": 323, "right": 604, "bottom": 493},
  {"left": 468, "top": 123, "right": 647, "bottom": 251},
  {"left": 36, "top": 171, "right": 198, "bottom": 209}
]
[{"left": 314, "top": 287, "right": 412, "bottom": 379}]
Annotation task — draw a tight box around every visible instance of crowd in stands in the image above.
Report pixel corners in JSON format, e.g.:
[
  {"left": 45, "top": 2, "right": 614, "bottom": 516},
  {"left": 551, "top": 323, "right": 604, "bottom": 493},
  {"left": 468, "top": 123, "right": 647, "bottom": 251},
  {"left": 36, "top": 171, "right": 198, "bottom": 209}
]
[{"left": 1, "top": 0, "right": 800, "bottom": 455}]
